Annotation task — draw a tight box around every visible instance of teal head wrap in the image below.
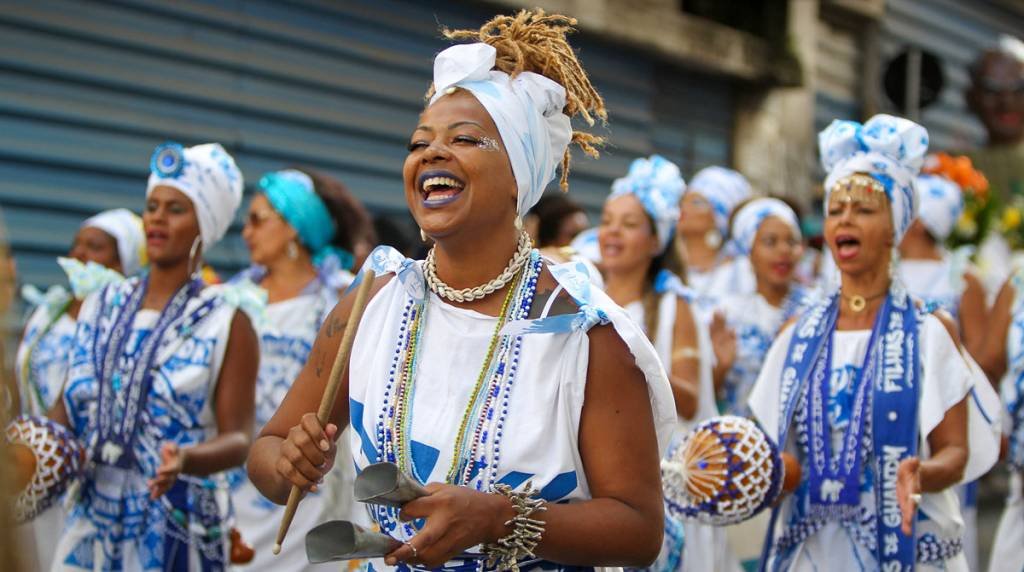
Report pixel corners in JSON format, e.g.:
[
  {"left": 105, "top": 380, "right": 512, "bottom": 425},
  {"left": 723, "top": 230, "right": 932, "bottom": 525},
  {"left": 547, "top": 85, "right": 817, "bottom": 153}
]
[{"left": 258, "top": 169, "right": 353, "bottom": 268}]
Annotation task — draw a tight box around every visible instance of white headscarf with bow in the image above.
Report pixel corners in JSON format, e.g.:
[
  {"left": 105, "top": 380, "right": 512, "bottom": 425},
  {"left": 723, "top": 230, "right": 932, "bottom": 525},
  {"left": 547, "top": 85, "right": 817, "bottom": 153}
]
[
  {"left": 731, "top": 198, "right": 801, "bottom": 256},
  {"left": 819, "top": 114, "right": 929, "bottom": 242},
  {"left": 428, "top": 43, "right": 572, "bottom": 217},
  {"left": 914, "top": 174, "right": 963, "bottom": 242},
  {"left": 607, "top": 155, "right": 685, "bottom": 253},
  {"left": 146, "top": 142, "right": 244, "bottom": 251},
  {"left": 81, "top": 208, "right": 147, "bottom": 276}
]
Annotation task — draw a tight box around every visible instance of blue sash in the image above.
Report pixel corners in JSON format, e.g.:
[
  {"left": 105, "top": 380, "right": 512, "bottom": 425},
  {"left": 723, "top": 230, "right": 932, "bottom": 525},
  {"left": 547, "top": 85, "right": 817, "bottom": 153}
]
[
  {"left": 93, "top": 276, "right": 207, "bottom": 469},
  {"left": 761, "top": 289, "right": 920, "bottom": 571}
]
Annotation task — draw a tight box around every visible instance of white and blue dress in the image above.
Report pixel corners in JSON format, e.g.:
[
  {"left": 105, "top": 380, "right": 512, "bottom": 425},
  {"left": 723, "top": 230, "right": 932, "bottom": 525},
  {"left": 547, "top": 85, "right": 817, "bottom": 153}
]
[
  {"left": 346, "top": 247, "right": 676, "bottom": 571},
  {"left": 227, "top": 265, "right": 363, "bottom": 572},
  {"left": 989, "top": 269, "right": 1024, "bottom": 572},
  {"left": 54, "top": 275, "right": 260, "bottom": 571},
  {"left": 717, "top": 289, "right": 805, "bottom": 418},
  {"left": 749, "top": 288, "right": 1000, "bottom": 572}
]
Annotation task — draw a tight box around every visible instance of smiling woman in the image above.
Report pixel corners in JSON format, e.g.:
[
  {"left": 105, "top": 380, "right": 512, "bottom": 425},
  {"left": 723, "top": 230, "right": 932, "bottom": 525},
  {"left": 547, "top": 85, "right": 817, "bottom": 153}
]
[{"left": 247, "top": 9, "right": 677, "bottom": 571}]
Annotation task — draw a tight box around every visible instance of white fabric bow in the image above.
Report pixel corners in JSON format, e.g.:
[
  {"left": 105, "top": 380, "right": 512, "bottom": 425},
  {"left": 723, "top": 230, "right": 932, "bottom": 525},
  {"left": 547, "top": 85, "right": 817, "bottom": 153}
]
[{"left": 429, "top": 43, "right": 572, "bottom": 216}]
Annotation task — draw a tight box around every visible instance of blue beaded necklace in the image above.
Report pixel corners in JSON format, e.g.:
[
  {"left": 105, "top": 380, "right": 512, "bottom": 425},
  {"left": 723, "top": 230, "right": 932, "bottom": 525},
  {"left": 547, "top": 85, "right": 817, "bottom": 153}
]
[{"left": 376, "top": 252, "right": 542, "bottom": 498}]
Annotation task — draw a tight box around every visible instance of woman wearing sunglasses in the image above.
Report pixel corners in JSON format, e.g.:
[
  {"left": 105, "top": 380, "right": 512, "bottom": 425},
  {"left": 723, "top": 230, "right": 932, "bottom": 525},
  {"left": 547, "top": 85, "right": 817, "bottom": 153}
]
[{"left": 230, "top": 168, "right": 371, "bottom": 570}]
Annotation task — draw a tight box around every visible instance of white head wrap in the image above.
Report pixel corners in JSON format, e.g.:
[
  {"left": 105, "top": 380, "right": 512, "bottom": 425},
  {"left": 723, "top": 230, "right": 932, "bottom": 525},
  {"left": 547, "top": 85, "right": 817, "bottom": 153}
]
[
  {"left": 607, "top": 155, "right": 685, "bottom": 253},
  {"left": 731, "top": 198, "right": 801, "bottom": 256},
  {"left": 80, "top": 208, "right": 146, "bottom": 276},
  {"left": 820, "top": 114, "right": 929, "bottom": 242},
  {"left": 428, "top": 43, "right": 573, "bottom": 217},
  {"left": 687, "top": 166, "right": 752, "bottom": 236},
  {"left": 914, "top": 174, "right": 963, "bottom": 242},
  {"left": 146, "top": 142, "right": 244, "bottom": 251}
]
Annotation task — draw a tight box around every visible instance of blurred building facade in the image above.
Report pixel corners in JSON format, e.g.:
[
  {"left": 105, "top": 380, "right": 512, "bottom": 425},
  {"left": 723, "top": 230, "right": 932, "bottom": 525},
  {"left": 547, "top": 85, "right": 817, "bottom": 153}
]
[{"left": 1, "top": 0, "right": 1022, "bottom": 289}]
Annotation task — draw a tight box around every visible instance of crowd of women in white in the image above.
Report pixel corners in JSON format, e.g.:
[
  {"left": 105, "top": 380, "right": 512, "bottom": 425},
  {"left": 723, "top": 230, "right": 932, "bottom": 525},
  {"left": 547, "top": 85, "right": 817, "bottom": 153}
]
[{"left": 8, "top": 9, "right": 1024, "bottom": 572}]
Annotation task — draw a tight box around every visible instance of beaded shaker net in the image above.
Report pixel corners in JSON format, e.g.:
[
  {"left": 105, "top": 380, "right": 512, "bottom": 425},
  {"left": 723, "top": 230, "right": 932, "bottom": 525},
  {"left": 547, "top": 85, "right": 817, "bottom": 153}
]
[
  {"left": 6, "top": 415, "right": 85, "bottom": 523},
  {"left": 661, "top": 415, "right": 783, "bottom": 526}
]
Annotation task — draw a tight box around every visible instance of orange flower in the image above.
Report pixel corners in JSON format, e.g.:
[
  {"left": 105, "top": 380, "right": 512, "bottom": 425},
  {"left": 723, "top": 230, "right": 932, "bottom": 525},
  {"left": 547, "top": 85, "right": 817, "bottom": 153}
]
[{"left": 924, "top": 152, "right": 990, "bottom": 198}]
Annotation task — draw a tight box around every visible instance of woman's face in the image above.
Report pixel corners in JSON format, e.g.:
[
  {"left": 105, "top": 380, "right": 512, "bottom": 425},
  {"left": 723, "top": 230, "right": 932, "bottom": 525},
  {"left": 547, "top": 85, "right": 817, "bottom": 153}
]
[
  {"left": 823, "top": 183, "right": 894, "bottom": 277},
  {"left": 677, "top": 191, "right": 716, "bottom": 237},
  {"left": 69, "top": 226, "right": 121, "bottom": 273},
  {"left": 598, "top": 194, "right": 659, "bottom": 274},
  {"left": 143, "top": 185, "right": 202, "bottom": 267},
  {"left": 403, "top": 90, "right": 518, "bottom": 241},
  {"left": 750, "top": 217, "right": 802, "bottom": 291},
  {"left": 241, "top": 194, "right": 299, "bottom": 266}
]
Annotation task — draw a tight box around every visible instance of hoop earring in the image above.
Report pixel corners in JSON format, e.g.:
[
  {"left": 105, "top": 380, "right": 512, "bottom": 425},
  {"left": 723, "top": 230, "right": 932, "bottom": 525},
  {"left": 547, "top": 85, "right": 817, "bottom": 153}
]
[
  {"left": 287, "top": 241, "right": 299, "bottom": 260},
  {"left": 704, "top": 229, "right": 722, "bottom": 250},
  {"left": 188, "top": 236, "right": 203, "bottom": 279}
]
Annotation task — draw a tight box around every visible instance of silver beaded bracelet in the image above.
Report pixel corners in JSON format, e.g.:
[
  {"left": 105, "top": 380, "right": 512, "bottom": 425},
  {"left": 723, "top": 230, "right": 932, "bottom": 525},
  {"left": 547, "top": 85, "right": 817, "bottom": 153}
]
[{"left": 482, "top": 483, "right": 547, "bottom": 571}]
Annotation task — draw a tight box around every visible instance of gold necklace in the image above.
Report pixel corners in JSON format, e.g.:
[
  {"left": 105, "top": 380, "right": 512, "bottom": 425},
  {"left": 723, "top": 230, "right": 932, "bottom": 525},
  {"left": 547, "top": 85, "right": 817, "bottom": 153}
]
[{"left": 841, "top": 289, "right": 887, "bottom": 312}]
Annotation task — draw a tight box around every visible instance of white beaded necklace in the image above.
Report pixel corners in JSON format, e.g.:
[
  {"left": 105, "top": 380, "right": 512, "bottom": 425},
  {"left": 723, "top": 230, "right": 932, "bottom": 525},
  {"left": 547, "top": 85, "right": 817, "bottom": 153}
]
[{"left": 424, "top": 232, "right": 533, "bottom": 302}]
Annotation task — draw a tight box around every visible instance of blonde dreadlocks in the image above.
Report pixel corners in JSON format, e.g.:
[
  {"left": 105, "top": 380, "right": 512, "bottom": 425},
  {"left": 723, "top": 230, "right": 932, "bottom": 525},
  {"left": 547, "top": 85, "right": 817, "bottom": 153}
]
[{"left": 432, "top": 9, "right": 607, "bottom": 192}]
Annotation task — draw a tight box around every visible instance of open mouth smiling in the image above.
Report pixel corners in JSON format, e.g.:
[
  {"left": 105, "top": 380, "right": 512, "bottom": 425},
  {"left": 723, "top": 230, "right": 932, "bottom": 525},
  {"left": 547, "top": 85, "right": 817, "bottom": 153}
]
[{"left": 418, "top": 170, "right": 466, "bottom": 208}]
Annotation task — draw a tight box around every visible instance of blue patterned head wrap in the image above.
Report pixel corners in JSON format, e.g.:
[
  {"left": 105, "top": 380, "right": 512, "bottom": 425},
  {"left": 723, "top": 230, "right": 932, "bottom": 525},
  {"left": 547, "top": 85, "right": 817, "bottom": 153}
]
[
  {"left": 731, "top": 198, "right": 801, "bottom": 256},
  {"left": 258, "top": 169, "right": 348, "bottom": 266},
  {"left": 819, "top": 114, "right": 929, "bottom": 242},
  {"left": 607, "top": 155, "right": 685, "bottom": 253}
]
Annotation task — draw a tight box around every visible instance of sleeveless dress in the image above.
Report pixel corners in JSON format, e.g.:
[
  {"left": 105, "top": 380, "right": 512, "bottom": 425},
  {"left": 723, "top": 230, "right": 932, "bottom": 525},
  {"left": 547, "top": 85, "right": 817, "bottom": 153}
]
[
  {"left": 622, "top": 280, "right": 736, "bottom": 572},
  {"left": 227, "top": 267, "right": 365, "bottom": 571},
  {"left": 54, "top": 276, "right": 261, "bottom": 571},
  {"left": 346, "top": 247, "right": 676, "bottom": 571}
]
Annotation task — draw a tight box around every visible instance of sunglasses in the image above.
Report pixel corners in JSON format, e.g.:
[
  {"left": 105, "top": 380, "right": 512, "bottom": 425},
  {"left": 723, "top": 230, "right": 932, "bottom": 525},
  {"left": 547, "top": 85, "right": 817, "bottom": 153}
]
[{"left": 246, "top": 210, "right": 281, "bottom": 227}]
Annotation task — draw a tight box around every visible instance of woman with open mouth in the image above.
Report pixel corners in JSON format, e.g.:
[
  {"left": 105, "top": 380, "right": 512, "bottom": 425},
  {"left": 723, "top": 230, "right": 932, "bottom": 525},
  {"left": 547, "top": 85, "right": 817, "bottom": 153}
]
[
  {"left": 230, "top": 168, "right": 370, "bottom": 571},
  {"left": 14, "top": 207, "right": 145, "bottom": 571},
  {"left": 247, "top": 10, "right": 676, "bottom": 570},
  {"left": 747, "top": 114, "right": 1001, "bottom": 571},
  {"left": 11, "top": 142, "right": 262, "bottom": 571},
  {"left": 674, "top": 166, "right": 755, "bottom": 321},
  {"left": 597, "top": 154, "right": 722, "bottom": 571}
]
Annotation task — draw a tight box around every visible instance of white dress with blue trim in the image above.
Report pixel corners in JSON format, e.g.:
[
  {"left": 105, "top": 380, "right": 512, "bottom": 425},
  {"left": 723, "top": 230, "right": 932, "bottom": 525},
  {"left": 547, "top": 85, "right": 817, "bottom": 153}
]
[
  {"left": 989, "top": 269, "right": 1024, "bottom": 572},
  {"left": 622, "top": 282, "right": 738, "bottom": 572},
  {"left": 227, "top": 267, "right": 364, "bottom": 572},
  {"left": 54, "top": 276, "right": 258, "bottom": 571},
  {"left": 15, "top": 286, "right": 77, "bottom": 572},
  {"left": 748, "top": 310, "right": 1000, "bottom": 572},
  {"left": 346, "top": 247, "right": 675, "bottom": 571}
]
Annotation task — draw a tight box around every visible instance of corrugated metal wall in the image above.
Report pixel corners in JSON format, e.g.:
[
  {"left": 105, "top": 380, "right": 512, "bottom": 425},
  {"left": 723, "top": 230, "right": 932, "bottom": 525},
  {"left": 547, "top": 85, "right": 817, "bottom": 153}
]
[
  {"left": 879, "top": 0, "right": 1024, "bottom": 152},
  {"left": 814, "top": 16, "right": 863, "bottom": 134},
  {"left": 0, "top": 0, "right": 735, "bottom": 291}
]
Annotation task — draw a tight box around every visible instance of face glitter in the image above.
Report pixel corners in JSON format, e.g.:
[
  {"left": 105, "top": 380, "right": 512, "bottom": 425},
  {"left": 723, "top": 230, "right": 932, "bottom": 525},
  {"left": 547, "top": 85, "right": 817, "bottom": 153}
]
[{"left": 477, "top": 137, "right": 501, "bottom": 152}]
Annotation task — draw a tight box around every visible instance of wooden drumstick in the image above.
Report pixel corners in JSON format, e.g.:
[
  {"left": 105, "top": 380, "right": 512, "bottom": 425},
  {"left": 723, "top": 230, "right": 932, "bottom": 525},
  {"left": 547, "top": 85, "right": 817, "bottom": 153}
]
[{"left": 273, "top": 269, "right": 377, "bottom": 555}]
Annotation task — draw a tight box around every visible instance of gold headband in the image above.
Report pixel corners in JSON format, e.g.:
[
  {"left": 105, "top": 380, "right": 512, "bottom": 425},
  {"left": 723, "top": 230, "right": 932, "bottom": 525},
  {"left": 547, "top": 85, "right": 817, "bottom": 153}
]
[{"left": 829, "top": 174, "right": 888, "bottom": 208}]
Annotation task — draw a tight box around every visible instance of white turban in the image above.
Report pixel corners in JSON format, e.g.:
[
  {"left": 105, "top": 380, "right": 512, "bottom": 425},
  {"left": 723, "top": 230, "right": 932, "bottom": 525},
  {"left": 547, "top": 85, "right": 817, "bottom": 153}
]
[
  {"left": 820, "top": 114, "right": 929, "bottom": 242},
  {"left": 731, "top": 198, "right": 801, "bottom": 256},
  {"left": 914, "top": 174, "right": 963, "bottom": 242},
  {"left": 607, "top": 155, "right": 685, "bottom": 253},
  {"left": 687, "top": 166, "right": 752, "bottom": 236},
  {"left": 429, "top": 43, "right": 573, "bottom": 217},
  {"left": 81, "top": 208, "right": 146, "bottom": 276},
  {"left": 146, "top": 142, "right": 244, "bottom": 251}
]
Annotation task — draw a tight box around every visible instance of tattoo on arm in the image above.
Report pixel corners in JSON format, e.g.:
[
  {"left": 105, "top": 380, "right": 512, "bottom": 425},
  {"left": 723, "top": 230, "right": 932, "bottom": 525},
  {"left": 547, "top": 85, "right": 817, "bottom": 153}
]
[
  {"left": 325, "top": 315, "right": 347, "bottom": 338},
  {"left": 528, "top": 288, "right": 577, "bottom": 319}
]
